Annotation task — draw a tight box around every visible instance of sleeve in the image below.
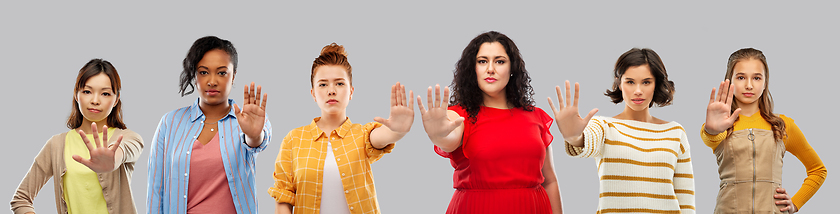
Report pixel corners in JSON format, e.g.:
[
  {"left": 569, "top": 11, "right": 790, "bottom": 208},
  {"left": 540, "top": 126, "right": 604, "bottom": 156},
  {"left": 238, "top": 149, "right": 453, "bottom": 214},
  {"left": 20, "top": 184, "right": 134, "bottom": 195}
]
[
  {"left": 363, "top": 122, "right": 393, "bottom": 163},
  {"left": 10, "top": 136, "right": 57, "bottom": 214},
  {"left": 565, "top": 118, "right": 605, "bottom": 158},
  {"left": 116, "top": 129, "right": 144, "bottom": 164},
  {"left": 780, "top": 116, "right": 827, "bottom": 210},
  {"left": 674, "top": 129, "right": 696, "bottom": 213},
  {"left": 146, "top": 115, "right": 168, "bottom": 214},
  {"left": 538, "top": 108, "right": 555, "bottom": 147},
  {"left": 699, "top": 123, "right": 729, "bottom": 151},
  {"left": 243, "top": 115, "right": 272, "bottom": 153},
  {"left": 267, "top": 131, "right": 296, "bottom": 205}
]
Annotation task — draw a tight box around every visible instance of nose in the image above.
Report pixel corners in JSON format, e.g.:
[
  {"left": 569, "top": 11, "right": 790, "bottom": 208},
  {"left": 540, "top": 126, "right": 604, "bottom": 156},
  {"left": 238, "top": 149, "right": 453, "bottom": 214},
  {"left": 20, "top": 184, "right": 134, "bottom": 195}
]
[
  {"left": 91, "top": 94, "right": 101, "bottom": 106},
  {"left": 746, "top": 78, "right": 754, "bottom": 90},
  {"left": 207, "top": 76, "right": 218, "bottom": 87},
  {"left": 633, "top": 84, "right": 643, "bottom": 96},
  {"left": 486, "top": 62, "right": 496, "bottom": 74},
  {"left": 328, "top": 85, "right": 336, "bottom": 96}
]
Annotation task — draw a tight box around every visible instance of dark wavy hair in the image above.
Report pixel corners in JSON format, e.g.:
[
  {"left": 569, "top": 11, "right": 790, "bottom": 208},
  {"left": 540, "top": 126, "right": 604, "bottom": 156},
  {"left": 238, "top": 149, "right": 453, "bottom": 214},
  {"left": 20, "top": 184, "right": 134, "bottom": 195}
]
[
  {"left": 179, "top": 36, "right": 238, "bottom": 96},
  {"left": 605, "top": 48, "right": 675, "bottom": 107},
  {"left": 67, "top": 59, "right": 127, "bottom": 129},
  {"left": 450, "top": 31, "right": 534, "bottom": 123},
  {"left": 725, "top": 48, "right": 785, "bottom": 140}
]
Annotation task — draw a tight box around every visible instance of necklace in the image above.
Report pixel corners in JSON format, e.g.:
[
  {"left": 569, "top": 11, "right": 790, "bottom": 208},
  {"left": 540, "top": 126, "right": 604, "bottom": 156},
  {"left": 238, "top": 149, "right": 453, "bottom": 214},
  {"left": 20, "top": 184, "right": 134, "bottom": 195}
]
[{"left": 201, "top": 106, "right": 231, "bottom": 132}]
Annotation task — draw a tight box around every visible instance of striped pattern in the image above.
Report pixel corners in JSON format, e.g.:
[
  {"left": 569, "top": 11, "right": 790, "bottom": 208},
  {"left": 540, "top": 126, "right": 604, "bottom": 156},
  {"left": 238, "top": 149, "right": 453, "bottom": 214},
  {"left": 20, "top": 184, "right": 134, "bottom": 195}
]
[
  {"left": 268, "top": 118, "right": 392, "bottom": 214},
  {"left": 147, "top": 99, "right": 272, "bottom": 214},
  {"left": 566, "top": 116, "right": 695, "bottom": 214}
]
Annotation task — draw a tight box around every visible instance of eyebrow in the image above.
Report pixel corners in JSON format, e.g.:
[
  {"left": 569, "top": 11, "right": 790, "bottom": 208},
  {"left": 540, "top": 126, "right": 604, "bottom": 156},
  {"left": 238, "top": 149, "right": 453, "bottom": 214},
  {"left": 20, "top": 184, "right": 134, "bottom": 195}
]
[
  {"left": 84, "top": 85, "right": 113, "bottom": 90},
  {"left": 317, "top": 78, "right": 347, "bottom": 82},
  {"left": 623, "top": 77, "right": 654, "bottom": 81},
  {"left": 197, "top": 65, "right": 228, "bottom": 70},
  {"left": 734, "top": 72, "right": 763, "bottom": 76},
  {"left": 476, "top": 56, "right": 508, "bottom": 59}
]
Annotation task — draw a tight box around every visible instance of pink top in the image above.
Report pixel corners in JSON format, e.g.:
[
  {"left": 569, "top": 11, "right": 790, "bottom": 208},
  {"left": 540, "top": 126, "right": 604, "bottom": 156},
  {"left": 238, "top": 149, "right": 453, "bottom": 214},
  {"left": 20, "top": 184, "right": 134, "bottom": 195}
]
[{"left": 187, "top": 133, "right": 236, "bottom": 214}]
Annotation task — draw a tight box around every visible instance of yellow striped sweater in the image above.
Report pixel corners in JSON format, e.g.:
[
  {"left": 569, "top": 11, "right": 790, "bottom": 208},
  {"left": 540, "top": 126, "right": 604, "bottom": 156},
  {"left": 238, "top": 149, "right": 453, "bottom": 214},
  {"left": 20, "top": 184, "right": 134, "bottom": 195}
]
[{"left": 566, "top": 116, "right": 695, "bottom": 214}]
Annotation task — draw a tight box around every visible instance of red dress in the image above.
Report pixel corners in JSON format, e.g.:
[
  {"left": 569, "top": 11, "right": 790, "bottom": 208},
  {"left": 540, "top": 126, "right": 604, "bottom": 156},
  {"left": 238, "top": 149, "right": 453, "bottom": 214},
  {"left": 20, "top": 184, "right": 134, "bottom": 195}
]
[{"left": 435, "top": 105, "right": 555, "bottom": 214}]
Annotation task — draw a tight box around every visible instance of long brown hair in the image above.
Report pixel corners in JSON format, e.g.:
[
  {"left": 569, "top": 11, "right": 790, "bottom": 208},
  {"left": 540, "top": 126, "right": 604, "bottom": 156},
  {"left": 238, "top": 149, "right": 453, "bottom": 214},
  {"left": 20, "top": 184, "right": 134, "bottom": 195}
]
[
  {"left": 311, "top": 42, "right": 352, "bottom": 87},
  {"left": 67, "top": 59, "right": 127, "bottom": 130},
  {"left": 725, "top": 48, "right": 785, "bottom": 140}
]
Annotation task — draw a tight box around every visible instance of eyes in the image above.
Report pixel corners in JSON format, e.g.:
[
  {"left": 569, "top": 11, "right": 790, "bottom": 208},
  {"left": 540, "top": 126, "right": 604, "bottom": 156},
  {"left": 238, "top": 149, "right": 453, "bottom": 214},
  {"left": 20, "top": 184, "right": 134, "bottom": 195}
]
[
  {"left": 82, "top": 90, "right": 112, "bottom": 96},
  {"left": 198, "top": 70, "right": 228, "bottom": 76},
  {"left": 477, "top": 59, "right": 506, "bottom": 65},
  {"left": 317, "top": 82, "right": 346, "bottom": 87},
  {"left": 736, "top": 76, "right": 762, "bottom": 81},
  {"left": 625, "top": 80, "right": 653, "bottom": 85}
]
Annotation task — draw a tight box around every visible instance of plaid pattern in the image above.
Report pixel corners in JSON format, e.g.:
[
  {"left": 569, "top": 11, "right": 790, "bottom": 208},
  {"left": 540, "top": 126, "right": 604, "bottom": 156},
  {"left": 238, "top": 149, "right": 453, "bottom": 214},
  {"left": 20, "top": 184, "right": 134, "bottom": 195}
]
[{"left": 269, "top": 117, "right": 394, "bottom": 214}]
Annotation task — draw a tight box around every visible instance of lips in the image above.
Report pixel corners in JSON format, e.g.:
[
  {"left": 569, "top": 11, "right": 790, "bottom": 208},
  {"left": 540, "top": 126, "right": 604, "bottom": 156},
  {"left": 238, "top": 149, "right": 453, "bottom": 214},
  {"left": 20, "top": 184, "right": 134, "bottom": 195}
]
[
  {"left": 326, "top": 99, "right": 338, "bottom": 104},
  {"left": 742, "top": 93, "right": 755, "bottom": 97},
  {"left": 88, "top": 108, "right": 101, "bottom": 113},
  {"left": 206, "top": 89, "right": 220, "bottom": 96},
  {"left": 631, "top": 98, "right": 645, "bottom": 104},
  {"left": 485, "top": 77, "right": 497, "bottom": 83}
]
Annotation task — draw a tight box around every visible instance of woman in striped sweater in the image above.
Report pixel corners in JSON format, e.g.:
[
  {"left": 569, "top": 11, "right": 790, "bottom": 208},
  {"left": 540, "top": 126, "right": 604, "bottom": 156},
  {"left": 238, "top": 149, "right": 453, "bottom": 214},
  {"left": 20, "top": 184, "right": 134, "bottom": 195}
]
[
  {"left": 701, "top": 48, "right": 827, "bottom": 213},
  {"left": 548, "top": 48, "right": 695, "bottom": 213}
]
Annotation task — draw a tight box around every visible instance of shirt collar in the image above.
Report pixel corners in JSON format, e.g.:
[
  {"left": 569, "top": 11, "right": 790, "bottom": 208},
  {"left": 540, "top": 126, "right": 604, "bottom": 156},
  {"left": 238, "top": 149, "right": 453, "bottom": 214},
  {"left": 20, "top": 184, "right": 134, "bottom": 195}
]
[
  {"left": 307, "top": 117, "right": 354, "bottom": 139},
  {"left": 189, "top": 98, "right": 237, "bottom": 123}
]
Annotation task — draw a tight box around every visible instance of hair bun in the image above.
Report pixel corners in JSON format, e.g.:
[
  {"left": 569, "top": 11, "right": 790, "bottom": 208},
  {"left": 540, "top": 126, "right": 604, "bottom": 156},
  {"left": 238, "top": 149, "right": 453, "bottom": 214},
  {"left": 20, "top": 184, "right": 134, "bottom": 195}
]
[{"left": 320, "top": 42, "right": 347, "bottom": 57}]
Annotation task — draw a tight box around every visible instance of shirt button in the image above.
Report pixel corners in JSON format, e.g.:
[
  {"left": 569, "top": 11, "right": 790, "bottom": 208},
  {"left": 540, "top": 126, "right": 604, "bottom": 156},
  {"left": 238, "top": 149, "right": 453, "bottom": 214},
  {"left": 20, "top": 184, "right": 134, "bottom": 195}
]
[
  {"left": 350, "top": 206, "right": 354, "bottom": 210},
  {"left": 341, "top": 173, "right": 345, "bottom": 176},
  {"left": 184, "top": 173, "right": 188, "bottom": 177},
  {"left": 184, "top": 195, "right": 187, "bottom": 199},
  {"left": 332, "top": 137, "right": 335, "bottom": 140},
  {"left": 193, "top": 136, "right": 197, "bottom": 139},
  {"left": 337, "top": 158, "right": 340, "bottom": 161},
  {"left": 334, "top": 148, "right": 338, "bottom": 151},
  {"left": 344, "top": 190, "right": 349, "bottom": 194},
  {"left": 187, "top": 151, "right": 190, "bottom": 155}
]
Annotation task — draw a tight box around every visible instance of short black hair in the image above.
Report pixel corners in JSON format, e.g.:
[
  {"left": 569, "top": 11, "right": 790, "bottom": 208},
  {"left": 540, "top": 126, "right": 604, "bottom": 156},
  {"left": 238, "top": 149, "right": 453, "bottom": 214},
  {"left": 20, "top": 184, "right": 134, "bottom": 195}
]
[
  {"left": 179, "top": 36, "right": 238, "bottom": 96},
  {"left": 605, "top": 48, "right": 674, "bottom": 107}
]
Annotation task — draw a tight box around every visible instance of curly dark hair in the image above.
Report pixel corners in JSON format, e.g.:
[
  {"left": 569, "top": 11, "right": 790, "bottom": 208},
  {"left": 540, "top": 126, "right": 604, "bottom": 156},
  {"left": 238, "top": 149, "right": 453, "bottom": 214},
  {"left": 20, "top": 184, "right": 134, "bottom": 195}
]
[
  {"left": 605, "top": 48, "right": 675, "bottom": 107},
  {"left": 450, "top": 31, "right": 535, "bottom": 123},
  {"left": 179, "top": 36, "right": 238, "bottom": 96}
]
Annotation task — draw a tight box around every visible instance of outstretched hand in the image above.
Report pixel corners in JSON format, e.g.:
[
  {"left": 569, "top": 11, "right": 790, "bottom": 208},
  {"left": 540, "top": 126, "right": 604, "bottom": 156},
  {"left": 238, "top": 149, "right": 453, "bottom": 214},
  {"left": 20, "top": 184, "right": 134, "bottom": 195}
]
[
  {"left": 374, "top": 82, "right": 415, "bottom": 134},
  {"left": 704, "top": 79, "right": 741, "bottom": 135},
  {"left": 416, "top": 84, "right": 465, "bottom": 141},
  {"left": 73, "top": 122, "right": 123, "bottom": 173},
  {"left": 547, "top": 81, "right": 598, "bottom": 145},
  {"left": 234, "top": 82, "right": 267, "bottom": 140}
]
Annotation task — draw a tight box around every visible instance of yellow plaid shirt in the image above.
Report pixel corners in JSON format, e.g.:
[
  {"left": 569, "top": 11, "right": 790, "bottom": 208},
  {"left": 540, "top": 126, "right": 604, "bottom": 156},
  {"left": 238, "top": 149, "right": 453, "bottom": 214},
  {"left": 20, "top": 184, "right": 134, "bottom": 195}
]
[{"left": 268, "top": 117, "right": 394, "bottom": 214}]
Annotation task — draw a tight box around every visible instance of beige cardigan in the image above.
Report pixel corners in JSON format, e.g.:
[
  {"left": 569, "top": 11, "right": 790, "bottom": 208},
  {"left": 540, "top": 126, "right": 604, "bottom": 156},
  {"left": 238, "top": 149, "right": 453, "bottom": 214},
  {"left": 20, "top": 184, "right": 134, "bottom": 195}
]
[{"left": 10, "top": 128, "right": 144, "bottom": 214}]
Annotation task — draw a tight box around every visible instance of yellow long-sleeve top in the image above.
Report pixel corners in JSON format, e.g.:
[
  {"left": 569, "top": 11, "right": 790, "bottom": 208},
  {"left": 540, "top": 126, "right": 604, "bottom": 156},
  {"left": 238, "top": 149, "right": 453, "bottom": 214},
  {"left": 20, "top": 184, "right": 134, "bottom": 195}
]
[{"left": 701, "top": 113, "right": 827, "bottom": 209}]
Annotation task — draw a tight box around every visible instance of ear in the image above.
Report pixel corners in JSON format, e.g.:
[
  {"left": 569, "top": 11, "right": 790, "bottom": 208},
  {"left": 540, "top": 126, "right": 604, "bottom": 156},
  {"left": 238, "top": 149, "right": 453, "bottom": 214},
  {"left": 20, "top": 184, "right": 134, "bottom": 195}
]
[
  {"left": 113, "top": 94, "right": 120, "bottom": 108},
  {"left": 349, "top": 86, "right": 354, "bottom": 100},
  {"left": 311, "top": 88, "right": 316, "bottom": 102}
]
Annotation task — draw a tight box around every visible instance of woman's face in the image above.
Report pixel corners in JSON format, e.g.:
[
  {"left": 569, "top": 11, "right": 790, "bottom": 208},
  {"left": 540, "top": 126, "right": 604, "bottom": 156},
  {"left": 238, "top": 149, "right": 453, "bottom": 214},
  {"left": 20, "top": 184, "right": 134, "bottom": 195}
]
[
  {"left": 475, "top": 42, "right": 511, "bottom": 98},
  {"left": 195, "top": 49, "right": 235, "bottom": 106},
  {"left": 620, "top": 64, "right": 656, "bottom": 112},
  {"left": 76, "top": 73, "right": 118, "bottom": 123},
  {"left": 311, "top": 65, "right": 353, "bottom": 114},
  {"left": 730, "top": 58, "right": 766, "bottom": 106}
]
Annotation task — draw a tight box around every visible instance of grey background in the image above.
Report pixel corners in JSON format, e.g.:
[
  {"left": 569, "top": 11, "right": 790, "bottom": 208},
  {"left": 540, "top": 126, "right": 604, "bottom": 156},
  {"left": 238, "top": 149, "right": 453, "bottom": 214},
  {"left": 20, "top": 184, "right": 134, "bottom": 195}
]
[{"left": 1, "top": 1, "right": 837, "bottom": 213}]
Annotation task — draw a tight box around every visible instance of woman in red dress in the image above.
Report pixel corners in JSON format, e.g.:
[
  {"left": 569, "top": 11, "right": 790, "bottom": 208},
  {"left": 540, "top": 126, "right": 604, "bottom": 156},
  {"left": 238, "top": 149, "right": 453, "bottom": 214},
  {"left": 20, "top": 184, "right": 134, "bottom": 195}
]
[{"left": 417, "top": 31, "right": 563, "bottom": 214}]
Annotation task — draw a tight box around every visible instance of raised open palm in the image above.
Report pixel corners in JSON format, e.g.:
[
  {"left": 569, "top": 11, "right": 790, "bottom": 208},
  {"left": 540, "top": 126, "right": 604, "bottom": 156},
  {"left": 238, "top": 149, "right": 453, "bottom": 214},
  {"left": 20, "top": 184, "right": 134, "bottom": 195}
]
[
  {"left": 547, "top": 81, "right": 598, "bottom": 143},
  {"left": 374, "top": 82, "right": 415, "bottom": 134},
  {"left": 417, "top": 84, "right": 465, "bottom": 141},
  {"left": 234, "top": 82, "right": 268, "bottom": 139},
  {"left": 705, "top": 79, "right": 741, "bottom": 135},
  {"left": 73, "top": 122, "right": 123, "bottom": 173}
]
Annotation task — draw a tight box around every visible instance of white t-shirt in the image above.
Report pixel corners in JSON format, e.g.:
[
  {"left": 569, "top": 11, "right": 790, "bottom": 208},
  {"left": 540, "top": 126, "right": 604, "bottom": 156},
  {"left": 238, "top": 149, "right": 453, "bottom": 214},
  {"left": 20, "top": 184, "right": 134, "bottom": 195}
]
[{"left": 320, "top": 142, "right": 351, "bottom": 214}]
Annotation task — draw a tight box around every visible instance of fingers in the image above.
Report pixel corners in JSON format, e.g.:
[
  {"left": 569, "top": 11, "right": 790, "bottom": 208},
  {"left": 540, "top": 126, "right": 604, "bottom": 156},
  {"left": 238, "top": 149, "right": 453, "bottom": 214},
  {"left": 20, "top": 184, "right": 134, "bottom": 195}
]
[
  {"left": 716, "top": 80, "right": 726, "bottom": 103},
  {"left": 547, "top": 97, "right": 558, "bottom": 113},
  {"left": 434, "top": 84, "right": 441, "bottom": 108},
  {"left": 729, "top": 108, "right": 742, "bottom": 123},
  {"left": 233, "top": 104, "right": 241, "bottom": 116},
  {"left": 373, "top": 116, "right": 387, "bottom": 125},
  {"left": 725, "top": 82, "right": 736, "bottom": 106},
  {"left": 443, "top": 86, "right": 451, "bottom": 108},
  {"left": 261, "top": 93, "right": 268, "bottom": 109},
  {"left": 426, "top": 86, "right": 433, "bottom": 110},
  {"left": 408, "top": 90, "right": 414, "bottom": 110},
  {"left": 250, "top": 82, "right": 257, "bottom": 105},
  {"left": 416, "top": 96, "right": 427, "bottom": 114},
  {"left": 555, "top": 86, "right": 565, "bottom": 109},
  {"left": 450, "top": 117, "right": 465, "bottom": 126},
  {"left": 78, "top": 130, "right": 95, "bottom": 152},
  {"left": 91, "top": 123, "right": 102, "bottom": 148},
  {"left": 243, "top": 83, "right": 251, "bottom": 104},
  {"left": 400, "top": 83, "right": 407, "bottom": 107},
  {"left": 776, "top": 188, "right": 787, "bottom": 194},
  {"left": 390, "top": 84, "right": 397, "bottom": 107},
  {"left": 709, "top": 87, "right": 717, "bottom": 105},
  {"left": 564, "top": 81, "right": 572, "bottom": 107},
  {"left": 101, "top": 124, "right": 109, "bottom": 145},
  {"left": 583, "top": 108, "right": 599, "bottom": 121},
  {"left": 72, "top": 155, "right": 92, "bottom": 166},
  {"left": 573, "top": 82, "right": 581, "bottom": 107},
  {"left": 111, "top": 135, "right": 124, "bottom": 152},
  {"left": 255, "top": 84, "right": 263, "bottom": 106}
]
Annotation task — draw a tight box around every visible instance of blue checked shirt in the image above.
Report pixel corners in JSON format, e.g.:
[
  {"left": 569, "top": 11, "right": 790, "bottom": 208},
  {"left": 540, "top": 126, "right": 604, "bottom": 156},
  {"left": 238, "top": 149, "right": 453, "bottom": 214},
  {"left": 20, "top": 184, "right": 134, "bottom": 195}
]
[{"left": 147, "top": 99, "right": 271, "bottom": 214}]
